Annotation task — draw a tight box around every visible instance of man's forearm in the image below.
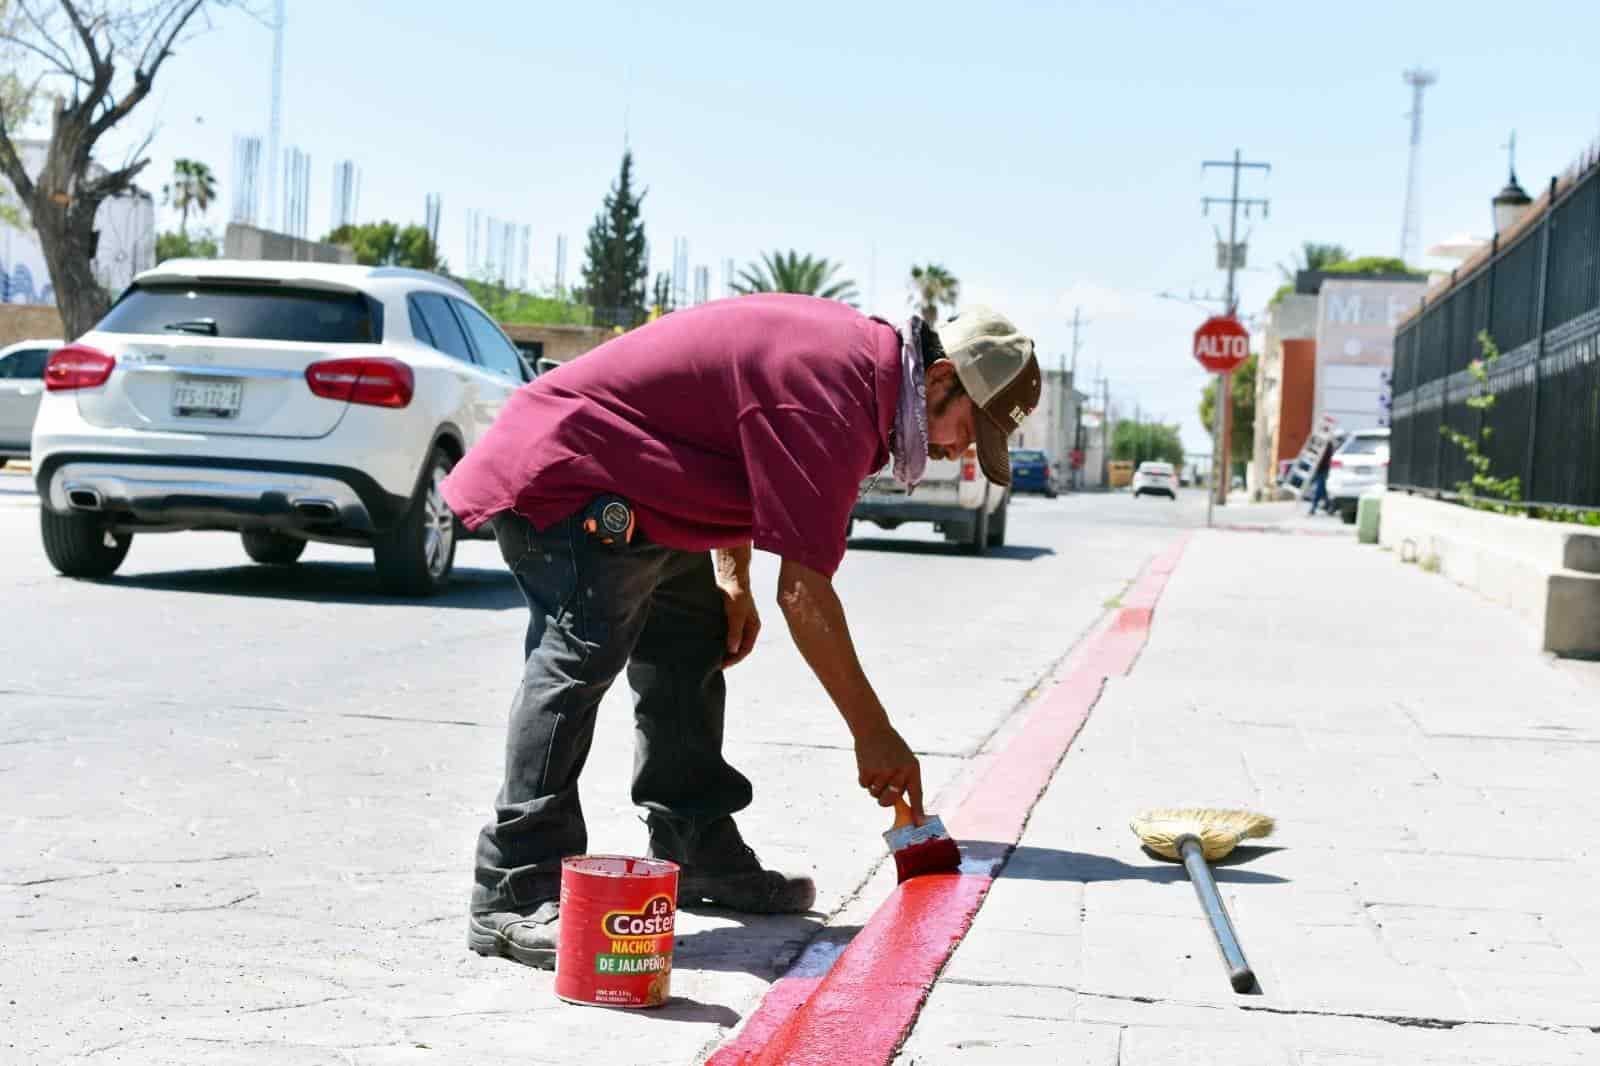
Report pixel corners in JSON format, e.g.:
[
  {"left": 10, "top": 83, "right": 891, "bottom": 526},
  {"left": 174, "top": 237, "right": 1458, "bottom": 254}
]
[
  {"left": 716, "top": 544, "right": 752, "bottom": 586},
  {"left": 775, "top": 559, "right": 890, "bottom": 740}
]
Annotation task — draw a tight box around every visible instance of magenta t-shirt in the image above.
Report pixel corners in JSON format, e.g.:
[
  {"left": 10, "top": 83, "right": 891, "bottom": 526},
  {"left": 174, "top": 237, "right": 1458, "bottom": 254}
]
[{"left": 440, "top": 294, "right": 900, "bottom": 578}]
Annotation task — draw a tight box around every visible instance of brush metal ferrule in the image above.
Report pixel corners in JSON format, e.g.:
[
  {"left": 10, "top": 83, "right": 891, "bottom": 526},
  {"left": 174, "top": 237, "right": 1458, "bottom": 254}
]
[{"left": 884, "top": 814, "right": 950, "bottom": 853}]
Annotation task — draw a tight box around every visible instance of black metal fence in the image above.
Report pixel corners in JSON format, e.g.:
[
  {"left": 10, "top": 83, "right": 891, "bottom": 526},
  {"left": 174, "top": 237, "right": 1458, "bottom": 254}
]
[{"left": 1391, "top": 162, "right": 1600, "bottom": 511}]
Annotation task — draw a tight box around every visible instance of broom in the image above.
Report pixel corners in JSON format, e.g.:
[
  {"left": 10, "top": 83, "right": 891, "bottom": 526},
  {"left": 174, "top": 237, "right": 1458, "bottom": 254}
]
[{"left": 1129, "top": 807, "right": 1274, "bottom": 993}]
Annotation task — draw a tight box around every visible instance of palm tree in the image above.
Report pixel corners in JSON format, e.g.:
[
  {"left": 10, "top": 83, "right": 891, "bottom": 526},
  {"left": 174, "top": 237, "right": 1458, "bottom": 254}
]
[
  {"left": 909, "top": 263, "right": 960, "bottom": 324},
  {"left": 732, "top": 250, "right": 859, "bottom": 306},
  {"left": 163, "top": 158, "right": 218, "bottom": 236},
  {"left": 1277, "top": 241, "right": 1350, "bottom": 281}
]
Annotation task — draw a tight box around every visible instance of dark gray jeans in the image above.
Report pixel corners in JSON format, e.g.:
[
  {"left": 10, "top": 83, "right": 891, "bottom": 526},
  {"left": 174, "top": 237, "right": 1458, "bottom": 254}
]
[{"left": 472, "top": 509, "right": 753, "bottom": 911}]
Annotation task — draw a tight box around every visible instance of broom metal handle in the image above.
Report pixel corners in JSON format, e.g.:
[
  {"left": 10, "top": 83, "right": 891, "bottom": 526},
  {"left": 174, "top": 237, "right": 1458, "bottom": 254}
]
[{"left": 1178, "top": 835, "right": 1256, "bottom": 993}]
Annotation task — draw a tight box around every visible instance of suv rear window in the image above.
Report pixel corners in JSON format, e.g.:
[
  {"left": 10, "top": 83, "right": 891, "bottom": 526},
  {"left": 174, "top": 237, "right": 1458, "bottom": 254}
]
[
  {"left": 97, "top": 284, "right": 382, "bottom": 344},
  {"left": 1011, "top": 450, "right": 1046, "bottom": 462},
  {"left": 1340, "top": 435, "right": 1389, "bottom": 456}
]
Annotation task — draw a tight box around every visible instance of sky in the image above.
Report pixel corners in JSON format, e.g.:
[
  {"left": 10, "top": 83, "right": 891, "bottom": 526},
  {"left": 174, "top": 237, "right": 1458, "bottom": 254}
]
[{"left": 26, "top": 0, "right": 1600, "bottom": 449}]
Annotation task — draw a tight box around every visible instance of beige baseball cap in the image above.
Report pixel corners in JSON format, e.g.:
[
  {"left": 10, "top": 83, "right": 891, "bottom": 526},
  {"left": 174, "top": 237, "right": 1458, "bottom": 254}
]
[{"left": 936, "top": 307, "right": 1041, "bottom": 487}]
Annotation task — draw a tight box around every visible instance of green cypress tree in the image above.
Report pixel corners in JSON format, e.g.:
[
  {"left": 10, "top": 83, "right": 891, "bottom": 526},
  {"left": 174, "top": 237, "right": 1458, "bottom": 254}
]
[{"left": 580, "top": 151, "right": 649, "bottom": 328}]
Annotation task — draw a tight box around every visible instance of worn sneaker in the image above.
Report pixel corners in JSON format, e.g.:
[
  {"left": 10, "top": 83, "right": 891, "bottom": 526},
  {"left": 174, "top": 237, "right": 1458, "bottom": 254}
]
[
  {"left": 467, "top": 900, "right": 560, "bottom": 969},
  {"left": 647, "top": 814, "right": 817, "bottom": 914}
]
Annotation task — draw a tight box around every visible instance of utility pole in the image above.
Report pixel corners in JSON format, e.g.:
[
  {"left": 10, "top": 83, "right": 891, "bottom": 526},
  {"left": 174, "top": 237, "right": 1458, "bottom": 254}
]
[
  {"left": 1068, "top": 306, "right": 1088, "bottom": 490},
  {"left": 1202, "top": 149, "right": 1271, "bottom": 521},
  {"left": 1097, "top": 366, "right": 1110, "bottom": 491},
  {"left": 264, "top": 0, "right": 285, "bottom": 232}
]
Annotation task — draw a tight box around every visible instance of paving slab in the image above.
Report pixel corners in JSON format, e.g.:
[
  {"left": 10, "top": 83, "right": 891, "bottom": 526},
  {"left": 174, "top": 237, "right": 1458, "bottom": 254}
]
[{"left": 894, "top": 528, "right": 1600, "bottom": 1064}]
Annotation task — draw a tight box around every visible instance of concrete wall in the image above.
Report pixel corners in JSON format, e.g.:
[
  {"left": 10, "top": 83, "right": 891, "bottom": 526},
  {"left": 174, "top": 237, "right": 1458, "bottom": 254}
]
[
  {"left": 0, "top": 304, "right": 65, "bottom": 347},
  {"left": 501, "top": 322, "right": 613, "bottom": 366},
  {"left": 1380, "top": 492, "right": 1600, "bottom": 657},
  {"left": 224, "top": 224, "right": 354, "bottom": 265}
]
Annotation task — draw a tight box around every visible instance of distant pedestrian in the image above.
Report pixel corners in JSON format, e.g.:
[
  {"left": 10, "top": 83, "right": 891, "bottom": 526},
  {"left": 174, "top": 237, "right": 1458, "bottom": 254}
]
[{"left": 1308, "top": 439, "right": 1335, "bottom": 515}]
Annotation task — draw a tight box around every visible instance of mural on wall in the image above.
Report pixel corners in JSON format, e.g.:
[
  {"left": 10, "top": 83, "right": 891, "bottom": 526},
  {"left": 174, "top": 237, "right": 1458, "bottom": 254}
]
[{"left": 1, "top": 140, "right": 155, "bottom": 309}]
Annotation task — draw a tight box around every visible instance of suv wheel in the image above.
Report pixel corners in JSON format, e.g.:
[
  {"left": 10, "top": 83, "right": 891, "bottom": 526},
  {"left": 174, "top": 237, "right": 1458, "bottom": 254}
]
[
  {"left": 374, "top": 447, "right": 457, "bottom": 596},
  {"left": 242, "top": 529, "right": 307, "bottom": 565},
  {"left": 41, "top": 508, "right": 132, "bottom": 578}
]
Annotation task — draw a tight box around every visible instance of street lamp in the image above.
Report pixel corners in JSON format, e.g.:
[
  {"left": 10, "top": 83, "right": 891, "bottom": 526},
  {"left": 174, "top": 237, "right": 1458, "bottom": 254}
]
[{"left": 1493, "top": 132, "right": 1533, "bottom": 235}]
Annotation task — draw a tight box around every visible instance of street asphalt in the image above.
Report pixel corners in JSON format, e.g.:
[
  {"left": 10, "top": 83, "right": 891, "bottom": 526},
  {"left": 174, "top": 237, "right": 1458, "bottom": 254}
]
[
  {"left": 14, "top": 466, "right": 1593, "bottom": 1065},
  {"left": 2, "top": 467, "right": 1194, "bottom": 1064}
]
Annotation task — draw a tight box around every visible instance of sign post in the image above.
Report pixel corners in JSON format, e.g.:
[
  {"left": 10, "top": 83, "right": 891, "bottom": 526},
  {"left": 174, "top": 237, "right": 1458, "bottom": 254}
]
[{"left": 1193, "top": 315, "right": 1251, "bottom": 527}]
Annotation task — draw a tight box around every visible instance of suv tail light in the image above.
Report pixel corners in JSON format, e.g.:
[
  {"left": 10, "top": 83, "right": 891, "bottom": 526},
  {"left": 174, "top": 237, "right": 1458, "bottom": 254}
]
[
  {"left": 305, "top": 358, "right": 414, "bottom": 408},
  {"left": 44, "top": 345, "right": 115, "bottom": 391},
  {"left": 1330, "top": 458, "right": 1344, "bottom": 469},
  {"left": 961, "top": 453, "right": 978, "bottom": 482}
]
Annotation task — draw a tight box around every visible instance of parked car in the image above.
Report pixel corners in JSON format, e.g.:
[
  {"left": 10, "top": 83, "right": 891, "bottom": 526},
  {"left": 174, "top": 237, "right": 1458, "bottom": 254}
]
[
  {"left": 1131, "top": 461, "right": 1178, "bottom": 499},
  {"left": 1007, "top": 448, "right": 1057, "bottom": 497},
  {"left": 1326, "top": 427, "right": 1390, "bottom": 524},
  {"left": 0, "top": 338, "right": 63, "bottom": 459},
  {"left": 31, "top": 259, "right": 534, "bottom": 595},
  {"left": 851, "top": 445, "right": 1009, "bottom": 555}
]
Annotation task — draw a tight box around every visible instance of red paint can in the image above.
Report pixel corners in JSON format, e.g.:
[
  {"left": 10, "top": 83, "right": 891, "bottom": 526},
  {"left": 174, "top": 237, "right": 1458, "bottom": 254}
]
[{"left": 556, "top": 855, "right": 679, "bottom": 1008}]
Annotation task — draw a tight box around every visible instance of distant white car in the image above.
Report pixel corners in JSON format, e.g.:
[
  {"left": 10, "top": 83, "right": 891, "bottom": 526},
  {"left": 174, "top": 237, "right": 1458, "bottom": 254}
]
[
  {"left": 1131, "top": 461, "right": 1178, "bottom": 499},
  {"left": 0, "top": 338, "right": 62, "bottom": 458},
  {"left": 1326, "top": 427, "right": 1390, "bottom": 523},
  {"left": 31, "top": 259, "right": 533, "bottom": 594}
]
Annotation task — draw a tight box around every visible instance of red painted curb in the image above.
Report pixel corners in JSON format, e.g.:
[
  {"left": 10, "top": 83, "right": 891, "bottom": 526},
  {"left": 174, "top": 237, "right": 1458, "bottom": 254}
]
[{"left": 707, "top": 534, "right": 1191, "bottom": 1066}]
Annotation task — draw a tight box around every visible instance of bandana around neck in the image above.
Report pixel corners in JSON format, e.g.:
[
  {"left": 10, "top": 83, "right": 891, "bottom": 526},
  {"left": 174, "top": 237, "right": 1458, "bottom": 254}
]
[{"left": 889, "top": 316, "right": 930, "bottom": 491}]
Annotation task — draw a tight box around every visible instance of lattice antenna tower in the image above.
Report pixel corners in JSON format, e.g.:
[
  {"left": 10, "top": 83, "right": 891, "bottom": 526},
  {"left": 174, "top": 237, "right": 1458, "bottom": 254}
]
[
  {"left": 694, "top": 265, "right": 709, "bottom": 305},
  {"left": 555, "top": 234, "right": 568, "bottom": 295},
  {"left": 264, "top": 0, "right": 285, "bottom": 231},
  {"left": 1399, "top": 67, "right": 1437, "bottom": 266}
]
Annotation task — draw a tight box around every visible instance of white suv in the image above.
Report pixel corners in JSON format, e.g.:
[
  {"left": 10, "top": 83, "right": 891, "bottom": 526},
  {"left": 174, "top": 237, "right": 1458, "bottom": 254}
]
[{"left": 32, "top": 259, "right": 532, "bottom": 595}]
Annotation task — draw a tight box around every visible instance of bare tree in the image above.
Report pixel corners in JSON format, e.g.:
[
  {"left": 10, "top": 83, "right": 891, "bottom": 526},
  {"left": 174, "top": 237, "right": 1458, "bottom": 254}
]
[{"left": 0, "top": 1, "right": 229, "bottom": 337}]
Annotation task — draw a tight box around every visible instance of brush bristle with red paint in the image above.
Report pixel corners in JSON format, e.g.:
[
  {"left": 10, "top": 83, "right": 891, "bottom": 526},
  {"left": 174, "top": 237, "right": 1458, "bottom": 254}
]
[{"left": 883, "top": 797, "right": 962, "bottom": 883}]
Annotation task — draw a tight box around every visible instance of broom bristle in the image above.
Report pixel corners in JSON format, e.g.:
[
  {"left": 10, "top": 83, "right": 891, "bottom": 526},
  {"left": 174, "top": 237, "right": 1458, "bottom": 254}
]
[{"left": 1129, "top": 807, "right": 1275, "bottom": 862}]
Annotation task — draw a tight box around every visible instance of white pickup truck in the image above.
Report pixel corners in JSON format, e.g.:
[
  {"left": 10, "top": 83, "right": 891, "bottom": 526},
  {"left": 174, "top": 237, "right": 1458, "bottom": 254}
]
[{"left": 850, "top": 445, "right": 1009, "bottom": 555}]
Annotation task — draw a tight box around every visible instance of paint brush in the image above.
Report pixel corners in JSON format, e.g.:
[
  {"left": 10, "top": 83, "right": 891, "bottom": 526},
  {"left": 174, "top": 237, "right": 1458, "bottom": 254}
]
[{"left": 882, "top": 796, "right": 961, "bottom": 883}]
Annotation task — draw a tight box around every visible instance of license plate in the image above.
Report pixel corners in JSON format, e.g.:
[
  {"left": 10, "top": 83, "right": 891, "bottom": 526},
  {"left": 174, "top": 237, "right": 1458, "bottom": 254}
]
[{"left": 172, "top": 377, "right": 242, "bottom": 418}]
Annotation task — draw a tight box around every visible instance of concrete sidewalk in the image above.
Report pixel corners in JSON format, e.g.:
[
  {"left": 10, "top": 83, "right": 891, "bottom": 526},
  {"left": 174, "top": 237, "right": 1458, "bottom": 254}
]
[{"left": 898, "top": 528, "right": 1600, "bottom": 1064}]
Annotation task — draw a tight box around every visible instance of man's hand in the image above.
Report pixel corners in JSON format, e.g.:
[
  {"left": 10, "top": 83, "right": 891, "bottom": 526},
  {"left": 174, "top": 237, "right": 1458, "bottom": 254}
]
[
  {"left": 854, "top": 725, "right": 924, "bottom": 819},
  {"left": 716, "top": 545, "right": 760, "bottom": 669}
]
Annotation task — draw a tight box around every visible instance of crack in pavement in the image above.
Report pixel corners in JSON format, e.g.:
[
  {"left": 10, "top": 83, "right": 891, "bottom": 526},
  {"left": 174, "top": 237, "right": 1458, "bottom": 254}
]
[
  {"left": 8, "top": 870, "right": 115, "bottom": 887},
  {"left": 336, "top": 712, "right": 490, "bottom": 727},
  {"left": 940, "top": 979, "right": 1600, "bottom": 1036},
  {"left": 149, "top": 890, "right": 259, "bottom": 913},
  {"left": 237, "top": 993, "right": 358, "bottom": 1015}
]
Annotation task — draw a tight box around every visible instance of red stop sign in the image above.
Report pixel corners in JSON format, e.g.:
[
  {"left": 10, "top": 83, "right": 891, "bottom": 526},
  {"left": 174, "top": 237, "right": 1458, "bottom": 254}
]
[{"left": 1193, "top": 315, "right": 1250, "bottom": 373}]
